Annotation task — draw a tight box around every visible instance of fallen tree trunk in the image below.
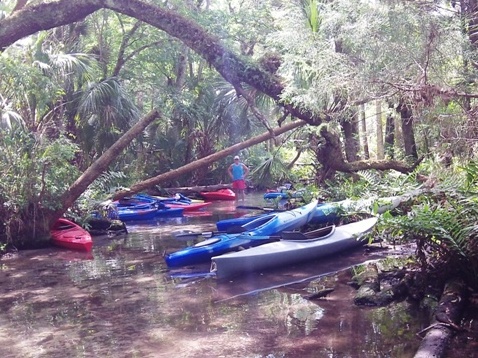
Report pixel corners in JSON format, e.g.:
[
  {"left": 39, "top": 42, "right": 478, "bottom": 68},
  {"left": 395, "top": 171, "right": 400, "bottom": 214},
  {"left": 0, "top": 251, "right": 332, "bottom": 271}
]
[
  {"left": 157, "top": 184, "right": 232, "bottom": 195},
  {"left": 414, "top": 278, "right": 467, "bottom": 358},
  {"left": 112, "top": 120, "right": 306, "bottom": 200}
]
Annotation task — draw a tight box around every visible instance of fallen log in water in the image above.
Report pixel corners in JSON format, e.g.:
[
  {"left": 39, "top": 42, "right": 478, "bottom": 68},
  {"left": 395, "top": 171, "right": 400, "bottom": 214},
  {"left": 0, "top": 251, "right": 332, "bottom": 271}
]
[{"left": 413, "top": 278, "right": 467, "bottom": 358}]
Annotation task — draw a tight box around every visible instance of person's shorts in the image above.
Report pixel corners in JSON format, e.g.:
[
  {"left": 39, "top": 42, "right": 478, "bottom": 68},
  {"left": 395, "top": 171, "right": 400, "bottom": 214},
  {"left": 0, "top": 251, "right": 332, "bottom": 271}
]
[{"left": 232, "top": 179, "right": 246, "bottom": 190}]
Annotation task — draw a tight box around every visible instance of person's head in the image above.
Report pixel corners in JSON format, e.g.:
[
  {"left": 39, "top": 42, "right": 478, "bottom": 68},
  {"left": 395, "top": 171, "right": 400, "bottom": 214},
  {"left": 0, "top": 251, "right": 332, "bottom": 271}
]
[{"left": 234, "top": 155, "right": 240, "bottom": 162}]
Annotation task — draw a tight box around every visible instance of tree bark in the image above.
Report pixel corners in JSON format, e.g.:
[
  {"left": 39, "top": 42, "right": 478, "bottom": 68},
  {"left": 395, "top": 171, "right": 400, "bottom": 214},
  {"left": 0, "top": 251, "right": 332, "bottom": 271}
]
[
  {"left": 376, "top": 100, "right": 384, "bottom": 159},
  {"left": 360, "top": 104, "right": 370, "bottom": 160},
  {"left": 319, "top": 126, "right": 423, "bottom": 174},
  {"left": 0, "top": 0, "right": 427, "bottom": 211},
  {"left": 397, "top": 100, "right": 418, "bottom": 160},
  {"left": 414, "top": 279, "right": 467, "bottom": 358},
  {"left": 384, "top": 112, "right": 395, "bottom": 159},
  {"left": 340, "top": 110, "right": 360, "bottom": 162}
]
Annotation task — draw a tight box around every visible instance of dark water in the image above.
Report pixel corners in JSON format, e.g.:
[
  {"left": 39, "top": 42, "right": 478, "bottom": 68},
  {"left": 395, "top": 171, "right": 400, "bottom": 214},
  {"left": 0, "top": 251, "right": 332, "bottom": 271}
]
[{"left": 0, "top": 194, "right": 428, "bottom": 357}]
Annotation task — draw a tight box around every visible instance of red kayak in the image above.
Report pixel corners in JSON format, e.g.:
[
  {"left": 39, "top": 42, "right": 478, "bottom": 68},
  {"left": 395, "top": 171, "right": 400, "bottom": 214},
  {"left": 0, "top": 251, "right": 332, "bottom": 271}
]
[
  {"left": 51, "top": 218, "right": 93, "bottom": 252},
  {"left": 200, "top": 189, "right": 236, "bottom": 201},
  {"left": 165, "top": 201, "right": 212, "bottom": 211}
]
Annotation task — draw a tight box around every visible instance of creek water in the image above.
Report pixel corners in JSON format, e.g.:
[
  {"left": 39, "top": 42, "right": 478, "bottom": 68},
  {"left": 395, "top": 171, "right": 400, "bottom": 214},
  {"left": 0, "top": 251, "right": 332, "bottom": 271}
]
[{"left": 0, "top": 193, "right": 428, "bottom": 358}]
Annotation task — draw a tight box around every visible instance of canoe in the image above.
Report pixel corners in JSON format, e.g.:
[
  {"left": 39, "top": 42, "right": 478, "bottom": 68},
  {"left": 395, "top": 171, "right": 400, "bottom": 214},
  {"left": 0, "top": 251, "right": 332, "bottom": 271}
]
[
  {"left": 164, "top": 200, "right": 318, "bottom": 267},
  {"left": 114, "top": 194, "right": 157, "bottom": 209},
  {"left": 200, "top": 189, "right": 236, "bottom": 201},
  {"left": 211, "top": 216, "right": 378, "bottom": 279},
  {"left": 51, "top": 218, "right": 93, "bottom": 252},
  {"left": 155, "top": 207, "right": 184, "bottom": 217},
  {"left": 216, "top": 196, "right": 399, "bottom": 230}
]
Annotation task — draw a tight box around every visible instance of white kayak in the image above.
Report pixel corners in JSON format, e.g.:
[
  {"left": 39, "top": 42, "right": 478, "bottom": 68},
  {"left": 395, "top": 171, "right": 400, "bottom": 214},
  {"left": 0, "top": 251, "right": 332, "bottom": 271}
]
[{"left": 211, "top": 216, "right": 378, "bottom": 279}]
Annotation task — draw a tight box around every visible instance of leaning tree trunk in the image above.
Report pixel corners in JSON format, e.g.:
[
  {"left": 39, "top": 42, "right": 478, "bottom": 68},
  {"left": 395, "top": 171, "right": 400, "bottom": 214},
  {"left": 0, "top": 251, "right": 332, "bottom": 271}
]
[
  {"left": 48, "top": 109, "right": 161, "bottom": 226},
  {"left": 340, "top": 109, "right": 360, "bottom": 162}
]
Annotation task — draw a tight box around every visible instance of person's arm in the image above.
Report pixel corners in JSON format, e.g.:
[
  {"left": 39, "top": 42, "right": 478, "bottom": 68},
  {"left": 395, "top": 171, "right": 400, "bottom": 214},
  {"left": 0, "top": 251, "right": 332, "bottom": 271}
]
[{"left": 227, "top": 164, "right": 233, "bottom": 179}]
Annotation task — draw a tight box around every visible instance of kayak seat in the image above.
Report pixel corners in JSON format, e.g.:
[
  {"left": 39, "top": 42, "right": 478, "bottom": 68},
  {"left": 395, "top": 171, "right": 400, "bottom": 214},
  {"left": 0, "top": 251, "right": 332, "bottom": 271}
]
[{"left": 225, "top": 226, "right": 247, "bottom": 234}]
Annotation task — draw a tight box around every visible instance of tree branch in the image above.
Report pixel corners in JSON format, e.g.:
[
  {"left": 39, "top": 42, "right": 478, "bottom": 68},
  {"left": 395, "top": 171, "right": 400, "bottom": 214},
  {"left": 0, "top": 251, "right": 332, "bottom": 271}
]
[{"left": 0, "top": 0, "right": 326, "bottom": 125}]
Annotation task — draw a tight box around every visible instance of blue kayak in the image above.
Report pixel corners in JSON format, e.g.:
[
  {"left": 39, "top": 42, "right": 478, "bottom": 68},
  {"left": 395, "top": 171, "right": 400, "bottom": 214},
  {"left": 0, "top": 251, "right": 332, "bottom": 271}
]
[
  {"left": 263, "top": 192, "right": 288, "bottom": 199},
  {"left": 115, "top": 193, "right": 184, "bottom": 221},
  {"left": 216, "top": 196, "right": 402, "bottom": 230},
  {"left": 217, "top": 201, "right": 334, "bottom": 231},
  {"left": 165, "top": 200, "right": 318, "bottom": 267},
  {"left": 216, "top": 214, "right": 265, "bottom": 232},
  {"left": 118, "top": 207, "right": 158, "bottom": 221}
]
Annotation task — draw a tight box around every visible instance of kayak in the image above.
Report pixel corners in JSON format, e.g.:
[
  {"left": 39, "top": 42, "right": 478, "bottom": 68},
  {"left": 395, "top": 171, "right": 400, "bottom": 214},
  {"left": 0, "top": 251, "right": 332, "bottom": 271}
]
[
  {"left": 117, "top": 207, "right": 158, "bottom": 221},
  {"left": 200, "top": 189, "right": 236, "bottom": 201},
  {"left": 164, "top": 233, "right": 279, "bottom": 267},
  {"left": 216, "top": 214, "right": 265, "bottom": 232},
  {"left": 263, "top": 192, "right": 288, "bottom": 199},
  {"left": 215, "top": 201, "right": 335, "bottom": 232},
  {"left": 164, "top": 200, "right": 318, "bottom": 267},
  {"left": 51, "top": 218, "right": 93, "bottom": 252},
  {"left": 232, "top": 199, "right": 317, "bottom": 236},
  {"left": 216, "top": 196, "right": 400, "bottom": 230},
  {"left": 211, "top": 216, "right": 378, "bottom": 279}
]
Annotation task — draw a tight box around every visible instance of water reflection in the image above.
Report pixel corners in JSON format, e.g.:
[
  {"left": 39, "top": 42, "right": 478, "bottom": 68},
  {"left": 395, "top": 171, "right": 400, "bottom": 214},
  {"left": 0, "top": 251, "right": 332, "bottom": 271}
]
[{"left": 0, "top": 194, "right": 424, "bottom": 358}]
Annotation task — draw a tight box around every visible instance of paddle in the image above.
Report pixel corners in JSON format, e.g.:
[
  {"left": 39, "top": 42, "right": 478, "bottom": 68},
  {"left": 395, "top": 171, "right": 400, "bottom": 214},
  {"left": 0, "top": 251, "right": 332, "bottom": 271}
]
[
  {"left": 236, "top": 205, "right": 278, "bottom": 211},
  {"left": 173, "top": 225, "right": 247, "bottom": 240}
]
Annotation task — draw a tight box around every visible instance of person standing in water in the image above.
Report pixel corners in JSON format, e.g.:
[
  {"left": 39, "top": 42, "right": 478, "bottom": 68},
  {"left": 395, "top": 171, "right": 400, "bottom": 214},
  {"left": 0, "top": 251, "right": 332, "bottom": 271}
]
[{"left": 228, "top": 155, "right": 249, "bottom": 201}]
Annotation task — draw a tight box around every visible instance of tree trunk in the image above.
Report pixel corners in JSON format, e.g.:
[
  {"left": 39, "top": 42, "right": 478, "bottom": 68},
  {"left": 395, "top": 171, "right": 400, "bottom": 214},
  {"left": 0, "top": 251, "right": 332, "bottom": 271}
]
[
  {"left": 397, "top": 100, "right": 418, "bottom": 160},
  {"left": 341, "top": 110, "right": 360, "bottom": 162},
  {"left": 376, "top": 100, "right": 384, "bottom": 159},
  {"left": 360, "top": 104, "right": 370, "bottom": 160},
  {"left": 384, "top": 112, "right": 395, "bottom": 159}
]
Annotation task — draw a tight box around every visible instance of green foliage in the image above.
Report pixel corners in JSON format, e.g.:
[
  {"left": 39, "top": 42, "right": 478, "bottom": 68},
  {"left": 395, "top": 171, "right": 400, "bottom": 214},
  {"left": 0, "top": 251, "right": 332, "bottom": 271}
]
[
  {"left": 460, "top": 160, "right": 478, "bottom": 192},
  {"left": 72, "top": 171, "right": 128, "bottom": 224},
  {"left": 250, "top": 155, "right": 291, "bottom": 189},
  {"left": 0, "top": 128, "right": 80, "bottom": 243},
  {"left": 380, "top": 163, "right": 478, "bottom": 288}
]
